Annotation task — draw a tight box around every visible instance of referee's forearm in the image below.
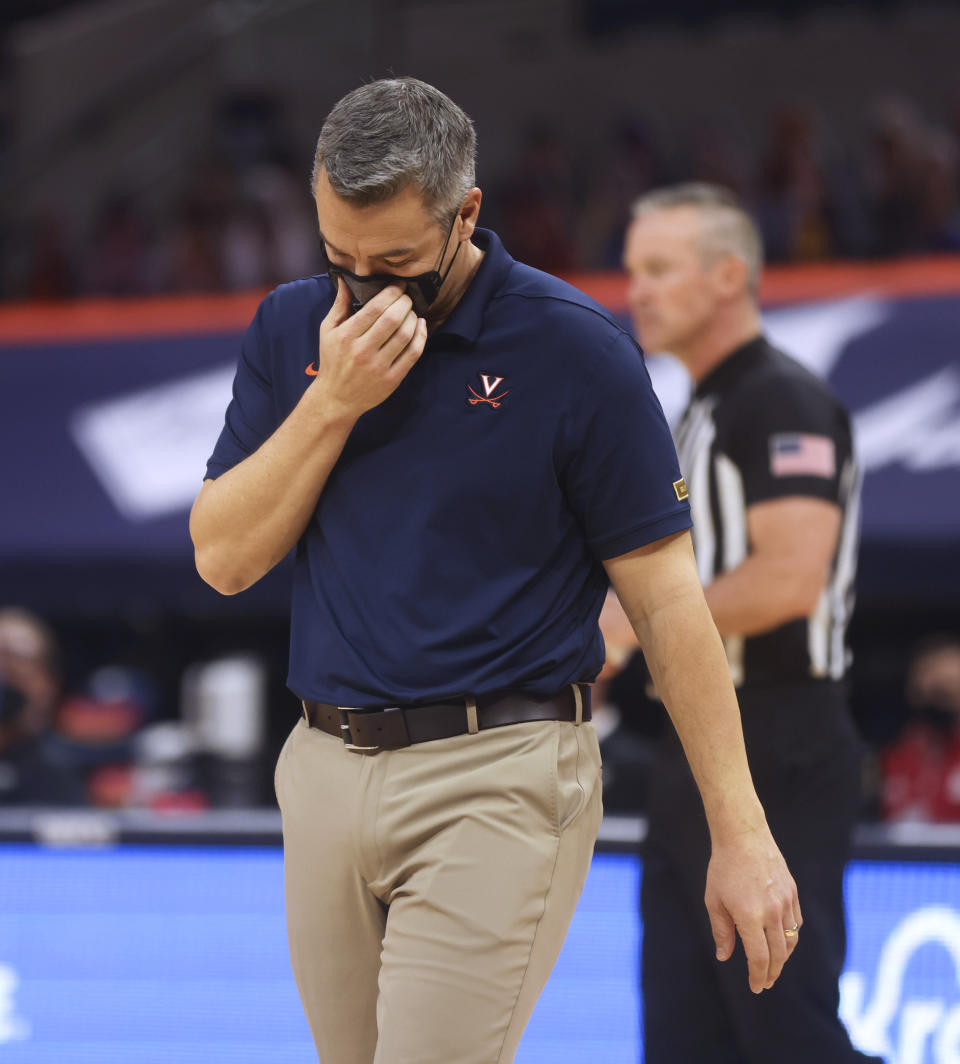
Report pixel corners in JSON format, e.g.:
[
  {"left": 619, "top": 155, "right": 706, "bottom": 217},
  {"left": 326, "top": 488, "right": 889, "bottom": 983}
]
[
  {"left": 191, "top": 391, "right": 356, "bottom": 595},
  {"left": 704, "top": 557, "right": 820, "bottom": 638}
]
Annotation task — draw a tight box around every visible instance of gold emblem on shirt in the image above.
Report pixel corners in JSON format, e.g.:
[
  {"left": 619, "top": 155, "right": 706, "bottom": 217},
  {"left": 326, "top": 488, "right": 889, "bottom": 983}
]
[{"left": 673, "top": 477, "right": 689, "bottom": 501}]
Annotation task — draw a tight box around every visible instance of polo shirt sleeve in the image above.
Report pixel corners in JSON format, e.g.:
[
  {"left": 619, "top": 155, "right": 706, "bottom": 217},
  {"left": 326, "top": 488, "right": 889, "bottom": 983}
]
[
  {"left": 558, "top": 330, "right": 692, "bottom": 560},
  {"left": 204, "top": 302, "right": 277, "bottom": 480},
  {"left": 721, "top": 376, "right": 852, "bottom": 508}
]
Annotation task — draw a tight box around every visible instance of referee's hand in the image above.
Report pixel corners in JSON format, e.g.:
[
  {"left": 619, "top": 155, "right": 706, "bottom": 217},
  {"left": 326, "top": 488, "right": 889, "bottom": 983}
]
[{"left": 704, "top": 827, "right": 802, "bottom": 994}]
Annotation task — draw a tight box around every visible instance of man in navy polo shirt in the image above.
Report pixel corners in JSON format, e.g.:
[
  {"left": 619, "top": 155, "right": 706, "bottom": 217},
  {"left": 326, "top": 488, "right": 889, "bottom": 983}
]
[{"left": 191, "top": 77, "right": 800, "bottom": 1064}]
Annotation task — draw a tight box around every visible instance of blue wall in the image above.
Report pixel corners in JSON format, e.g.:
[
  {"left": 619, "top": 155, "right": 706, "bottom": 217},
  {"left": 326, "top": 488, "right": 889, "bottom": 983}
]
[{"left": 1, "top": 846, "right": 958, "bottom": 1062}]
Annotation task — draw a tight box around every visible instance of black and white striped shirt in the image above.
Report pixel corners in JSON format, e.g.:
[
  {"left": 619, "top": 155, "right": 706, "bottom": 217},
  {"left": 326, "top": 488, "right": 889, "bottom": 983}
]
[{"left": 673, "top": 336, "right": 861, "bottom": 687}]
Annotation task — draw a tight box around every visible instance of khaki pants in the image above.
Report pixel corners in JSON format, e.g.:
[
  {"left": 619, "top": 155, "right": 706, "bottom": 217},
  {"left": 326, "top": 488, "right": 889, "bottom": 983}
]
[{"left": 274, "top": 714, "right": 603, "bottom": 1064}]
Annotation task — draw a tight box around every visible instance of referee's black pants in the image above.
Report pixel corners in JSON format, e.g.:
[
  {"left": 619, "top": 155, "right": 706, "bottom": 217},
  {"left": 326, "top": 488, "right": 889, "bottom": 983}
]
[{"left": 640, "top": 681, "right": 884, "bottom": 1064}]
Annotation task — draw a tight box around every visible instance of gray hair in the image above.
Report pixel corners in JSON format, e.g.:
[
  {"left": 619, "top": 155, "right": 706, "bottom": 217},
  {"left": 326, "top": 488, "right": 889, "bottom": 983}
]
[
  {"left": 630, "top": 183, "right": 764, "bottom": 295},
  {"left": 312, "top": 77, "right": 476, "bottom": 225}
]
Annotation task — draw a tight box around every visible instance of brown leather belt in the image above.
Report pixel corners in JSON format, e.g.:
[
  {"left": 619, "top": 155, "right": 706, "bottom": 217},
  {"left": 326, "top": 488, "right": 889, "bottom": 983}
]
[{"left": 301, "top": 683, "right": 591, "bottom": 753}]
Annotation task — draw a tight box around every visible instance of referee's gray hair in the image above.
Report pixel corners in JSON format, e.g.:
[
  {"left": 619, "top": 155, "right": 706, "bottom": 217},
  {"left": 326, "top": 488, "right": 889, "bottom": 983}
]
[
  {"left": 312, "top": 77, "right": 476, "bottom": 225},
  {"left": 630, "top": 183, "right": 764, "bottom": 295}
]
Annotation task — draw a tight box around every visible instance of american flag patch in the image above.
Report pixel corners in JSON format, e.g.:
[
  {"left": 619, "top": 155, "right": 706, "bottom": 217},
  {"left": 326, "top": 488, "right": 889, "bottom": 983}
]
[{"left": 769, "top": 433, "right": 836, "bottom": 478}]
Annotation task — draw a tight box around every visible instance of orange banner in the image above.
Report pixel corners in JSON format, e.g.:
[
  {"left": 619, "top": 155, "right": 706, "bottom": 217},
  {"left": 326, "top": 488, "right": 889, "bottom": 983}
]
[{"left": 1, "top": 256, "right": 958, "bottom": 346}]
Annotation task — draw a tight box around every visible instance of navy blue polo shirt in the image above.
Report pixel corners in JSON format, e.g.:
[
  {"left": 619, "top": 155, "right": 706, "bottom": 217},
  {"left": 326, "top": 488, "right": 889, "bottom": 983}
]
[{"left": 205, "top": 228, "right": 691, "bottom": 707}]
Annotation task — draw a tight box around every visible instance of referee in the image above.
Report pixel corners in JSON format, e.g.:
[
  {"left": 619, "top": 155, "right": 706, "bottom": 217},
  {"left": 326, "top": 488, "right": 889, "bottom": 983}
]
[{"left": 622, "top": 184, "right": 882, "bottom": 1064}]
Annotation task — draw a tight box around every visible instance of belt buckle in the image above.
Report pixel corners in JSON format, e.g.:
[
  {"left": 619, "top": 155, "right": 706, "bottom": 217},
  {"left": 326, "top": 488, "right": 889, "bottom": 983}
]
[{"left": 339, "top": 707, "right": 381, "bottom": 752}]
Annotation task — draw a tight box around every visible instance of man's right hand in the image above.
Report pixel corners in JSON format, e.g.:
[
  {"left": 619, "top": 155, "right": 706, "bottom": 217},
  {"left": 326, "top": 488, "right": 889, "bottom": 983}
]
[{"left": 312, "top": 278, "right": 428, "bottom": 421}]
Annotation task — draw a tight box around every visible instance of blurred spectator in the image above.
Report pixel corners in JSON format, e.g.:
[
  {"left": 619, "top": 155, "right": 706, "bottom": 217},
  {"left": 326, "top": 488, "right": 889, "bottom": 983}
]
[
  {"left": 7, "top": 85, "right": 960, "bottom": 302},
  {"left": 917, "top": 128, "right": 960, "bottom": 252},
  {"left": 221, "top": 189, "right": 275, "bottom": 291},
  {"left": 0, "top": 608, "right": 84, "bottom": 804},
  {"left": 756, "top": 105, "right": 836, "bottom": 262},
  {"left": 576, "top": 118, "right": 664, "bottom": 269},
  {"left": 57, "top": 664, "right": 154, "bottom": 808},
  {"left": 126, "top": 721, "right": 209, "bottom": 812},
  {"left": 213, "top": 88, "right": 318, "bottom": 288},
  {"left": 0, "top": 608, "right": 206, "bottom": 809},
  {"left": 84, "top": 191, "right": 158, "bottom": 296},
  {"left": 213, "top": 89, "right": 292, "bottom": 176},
  {"left": 498, "top": 121, "right": 578, "bottom": 272},
  {"left": 23, "top": 211, "right": 75, "bottom": 299},
  {"left": 247, "top": 162, "right": 320, "bottom": 283},
  {"left": 866, "top": 96, "right": 930, "bottom": 257},
  {"left": 222, "top": 163, "right": 319, "bottom": 290},
  {"left": 881, "top": 635, "right": 960, "bottom": 822},
  {"left": 683, "top": 113, "right": 753, "bottom": 199},
  {"left": 162, "top": 168, "right": 231, "bottom": 292}
]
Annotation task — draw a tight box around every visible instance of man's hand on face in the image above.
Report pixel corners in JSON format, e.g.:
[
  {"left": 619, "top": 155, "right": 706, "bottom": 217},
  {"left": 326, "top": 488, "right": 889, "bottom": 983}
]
[{"left": 313, "top": 278, "right": 428, "bottom": 421}]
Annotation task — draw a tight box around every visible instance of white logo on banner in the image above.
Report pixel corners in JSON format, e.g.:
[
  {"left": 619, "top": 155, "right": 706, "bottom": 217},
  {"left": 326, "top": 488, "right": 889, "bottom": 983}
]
[
  {"left": 840, "top": 905, "right": 960, "bottom": 1064},
  {"left": 765, "top": 293, "right": 892, "bottom": 380},
  {"left": 853, "top": 366, "right": 960, "bottom": 473},
  {"left": 0, "top": 964, "right": 30, "bottom": 1043},
  {"left": 70, "top": 364, "right": 236, "bottom": 521}
]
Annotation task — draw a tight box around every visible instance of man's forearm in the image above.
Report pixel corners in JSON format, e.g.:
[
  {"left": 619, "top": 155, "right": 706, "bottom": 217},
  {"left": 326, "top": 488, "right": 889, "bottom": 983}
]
[
  {"left": 639, "top": 587, "right": 767, "bottom": 841},
  {"left": 190, "top": 385, "right": 356, "bottom": 595},
  {"left": 607, "top": 532, "right": 800, "bottom": 991},
  {"left": 605, "top": 534, "right": 766, "bottom": 842}
]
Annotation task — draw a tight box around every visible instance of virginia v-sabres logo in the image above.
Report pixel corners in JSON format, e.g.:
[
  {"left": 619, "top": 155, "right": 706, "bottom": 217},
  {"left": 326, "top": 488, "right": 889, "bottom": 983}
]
[{"left": 467, "top": 373, "right": 509, "bottom": 408}]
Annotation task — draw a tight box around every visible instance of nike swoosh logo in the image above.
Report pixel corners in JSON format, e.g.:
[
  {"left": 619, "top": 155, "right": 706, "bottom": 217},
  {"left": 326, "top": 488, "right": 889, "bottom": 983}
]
[{"left": 305, "top": 363, "right": 318, "bottom": 377}]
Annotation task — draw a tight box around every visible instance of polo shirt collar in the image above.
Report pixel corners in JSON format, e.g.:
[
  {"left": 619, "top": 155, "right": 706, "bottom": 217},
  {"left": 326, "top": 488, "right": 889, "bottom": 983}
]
[{"left": 430, "top": 228, "right": 514, "bottom": 344}]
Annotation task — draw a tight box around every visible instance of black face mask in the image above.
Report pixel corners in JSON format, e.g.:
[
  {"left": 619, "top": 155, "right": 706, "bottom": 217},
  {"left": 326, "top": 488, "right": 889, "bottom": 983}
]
[
  {"left": 914, "top": 703, "right": 960, "bottom": 735},
  {"left": 320, "top": 213, "right": 461, "bottom": 318}
]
